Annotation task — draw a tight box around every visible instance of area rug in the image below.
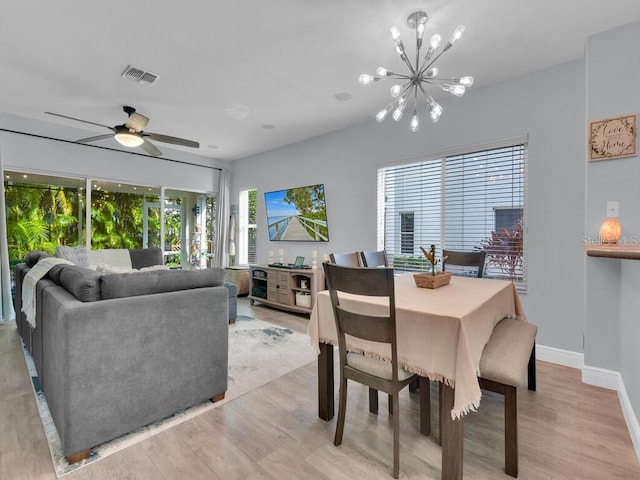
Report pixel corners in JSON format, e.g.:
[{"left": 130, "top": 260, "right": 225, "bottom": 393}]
[{"left": 25, "top": 315, "right": 317, "bottom": 477}]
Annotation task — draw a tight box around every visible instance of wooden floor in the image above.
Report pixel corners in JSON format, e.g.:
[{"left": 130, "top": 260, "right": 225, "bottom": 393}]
[{"left": 1, "top": 298, "right": 639, "bottom": 479}]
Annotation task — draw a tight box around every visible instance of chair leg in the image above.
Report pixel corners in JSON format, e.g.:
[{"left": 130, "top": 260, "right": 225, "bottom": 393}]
[
  {"left": 419, "top": 376, "right": 431, "bottom": 436},
  {"left": 388, "top": 394, "right": 393, "bottom": 415},
  {"left": 392, "top": 392, "right": 400, "bottom": 479},
  {"left": 409, "top": 377, "right": 419, "bottom": 393},
  {"left": 504, "top": 385, "right": 518, "bottom": 477},
  {"left": 334, "top": 376, "right": 348, "bottom": 446},
  {"left": 528, "top": 345, "right": 536, "bottom": 391},
  {"left": 369, "top": 387, "right": 378, "bottom": 413}
]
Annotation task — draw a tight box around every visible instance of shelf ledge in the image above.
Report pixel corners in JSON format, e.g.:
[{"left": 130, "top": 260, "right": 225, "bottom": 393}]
[{"left": 585, "top": 244, "right": 640, "bottom": 260}]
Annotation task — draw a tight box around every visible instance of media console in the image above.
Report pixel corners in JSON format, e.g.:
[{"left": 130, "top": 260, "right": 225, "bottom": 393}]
[{"left": 249, "top": 265, "right": 324, "bottom": 315}]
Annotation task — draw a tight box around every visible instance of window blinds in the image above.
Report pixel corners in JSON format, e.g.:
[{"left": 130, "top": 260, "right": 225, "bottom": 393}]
[{"left": 378, "top": 142, "right": 527, "bottom": 289}]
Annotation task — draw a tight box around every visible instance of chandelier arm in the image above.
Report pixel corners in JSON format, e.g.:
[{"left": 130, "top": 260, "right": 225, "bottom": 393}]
[
  {"left": 388, "top": 75, "right": 413, "bottom": 82},
  {"left": 421, "top": 78, "right": 454, "bottom": 85},
  {"left": 420, "top": 43, "right": 453, "bottom": 76}
]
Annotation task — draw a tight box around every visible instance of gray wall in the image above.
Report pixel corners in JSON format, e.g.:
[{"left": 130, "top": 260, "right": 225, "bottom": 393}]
[
  {"left": 585, "top": 21, "right": 640, "bottom": 418},
  {"left": 231, "top": 57, "right": 587, "bottom": 357}
]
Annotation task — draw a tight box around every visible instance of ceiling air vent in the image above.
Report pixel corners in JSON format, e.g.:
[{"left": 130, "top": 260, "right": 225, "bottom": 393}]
[{"left": 121, "top": 65, "right": 159, "bottom": 86}]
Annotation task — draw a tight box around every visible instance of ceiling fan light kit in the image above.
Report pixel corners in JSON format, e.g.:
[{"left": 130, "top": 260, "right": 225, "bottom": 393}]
[
  {"left": 44, "top": 106, "right": 199, "bottom": 156},
  {"left": 359, "top": 10, "right": 473, "bottom": 132},
  {"left": 114, "top": 131, "right": 144, "bottom": 147}
]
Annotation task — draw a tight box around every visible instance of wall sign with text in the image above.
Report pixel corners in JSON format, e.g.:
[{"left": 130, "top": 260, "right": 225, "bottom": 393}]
[{"left": 589, "top": 114, "right": 637, "bottom": 161}]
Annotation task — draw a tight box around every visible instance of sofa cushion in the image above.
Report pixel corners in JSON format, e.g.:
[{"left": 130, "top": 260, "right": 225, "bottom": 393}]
[
  {"left": 56, "top": 265, "right": 103, "bottom": 302},
  {"left": 24, "top": 251, "right": 52, "bottom": 267},
  {"left": 129, "top": 247, "right": 163, "bottom": 269},
  {"left": 55, "top": 245, "right": 90, "bottom": 268},
  {"left": 100, "top": 267, "right": 225, "bottom": 300}
]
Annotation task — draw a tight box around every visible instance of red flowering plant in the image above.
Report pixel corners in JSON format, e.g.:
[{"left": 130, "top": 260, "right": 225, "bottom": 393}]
[{"left": 476, "top": 219, "right": 524, "bottom": 281}]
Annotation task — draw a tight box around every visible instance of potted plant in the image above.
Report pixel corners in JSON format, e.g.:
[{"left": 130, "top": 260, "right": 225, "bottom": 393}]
[{"left": 413, "top": 245, "right": 451, "bottom": 288}]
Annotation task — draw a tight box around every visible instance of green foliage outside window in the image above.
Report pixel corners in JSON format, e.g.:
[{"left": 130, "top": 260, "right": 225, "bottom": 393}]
[{"left": 5, "top": 184, "right": 81, "bottom": 262}]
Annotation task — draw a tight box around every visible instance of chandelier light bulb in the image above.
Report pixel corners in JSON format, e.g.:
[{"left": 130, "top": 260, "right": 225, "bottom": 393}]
[
  {"left": 392, "top": 103, "right": 406, "bottom": 121},
  {"left": 449, "top": 84, "right": 466, "bottom": 96},
  {"left": 390, "top": 25, "right": 401, "bottom": 41},
  {"left": 457, "top": 76, "right": 474, "bottom": 87},
  {"left": 430, "top": 34, "right": 442, "bottom": 50},
  {"left": 417, "top": 19, "right": 426, "bottom": 40},
  {"left": 410, "top": 110, "right": 419, "bottom": 132},
  {"left": 376, "top": 104, "right": 394, "bottom": 123},
  {"left": 425, "top": 67, "right": 439, "bottom": 78},
  {"left": 376, "top": 67, "right": 388, "bottom": 76},
  {"left": 451, "top": 25, "right": 465, "bottom": 44},
  {"left": 359, "top": 74, "right": 375, "bottom": 85},
  {"left": 390, "top": 84, "right": 403, "bottom": 97}
]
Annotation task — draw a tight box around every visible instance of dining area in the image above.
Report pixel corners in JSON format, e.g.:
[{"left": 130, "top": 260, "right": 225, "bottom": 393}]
[{"left": 307, "top": 250, "right": 537, "bottom": 479}]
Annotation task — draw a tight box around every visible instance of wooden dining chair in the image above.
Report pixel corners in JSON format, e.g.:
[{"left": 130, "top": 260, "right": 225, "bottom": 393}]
[
  {"left": 442, "top": 249, "right": 486, "bottom": 278},
  {"left": 329, "top": 252, "right": 361, "bottom": 267},
  {"left": 359, "top": 250, "right": 388, "bottom": 267},
  {"left": 322, "top": 262, "right": 430, "bottom": 479}
]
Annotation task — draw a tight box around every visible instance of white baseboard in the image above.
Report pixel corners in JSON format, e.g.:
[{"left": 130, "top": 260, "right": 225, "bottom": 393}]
[
  {"left": 536, "top": 344, "right": 584, "bottom": 369},
  {"left": 618, "top": 374, "right": 640, "bottom": 461},
  {"left": 537, "top": 344, "right": 639, "bottom": 462}
]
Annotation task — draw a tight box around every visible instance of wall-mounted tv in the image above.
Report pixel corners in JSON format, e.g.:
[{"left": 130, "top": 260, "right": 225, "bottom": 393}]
[{"left": 264, "top": 184, "right": 329, "bottom": 242}]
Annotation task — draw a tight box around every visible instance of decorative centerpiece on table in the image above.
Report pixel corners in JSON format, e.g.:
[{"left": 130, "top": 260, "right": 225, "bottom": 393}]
[{"left": 413, "top": 245, "right": 452, "bottom": 289}]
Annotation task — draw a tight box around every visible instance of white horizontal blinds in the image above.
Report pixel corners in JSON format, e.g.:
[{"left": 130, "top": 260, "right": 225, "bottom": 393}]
[
  {"left": 382, "top": 159, "right": 442, "bottom": 271},
  {"left": 444, "top": 144, "right": 526, "bottom": 287},
  {"left": 380, "top": 141, "right": 527, "bottom": 288}
]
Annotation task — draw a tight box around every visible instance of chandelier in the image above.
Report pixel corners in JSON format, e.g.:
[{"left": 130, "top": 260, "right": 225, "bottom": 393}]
[{"left": 359, "top": 10, "right": 473, "bottom": 132}]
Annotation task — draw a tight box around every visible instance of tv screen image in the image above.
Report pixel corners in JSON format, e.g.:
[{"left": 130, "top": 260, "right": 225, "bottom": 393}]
[{"left": 264, "top": 184, "right": 329, "bottom": 242}]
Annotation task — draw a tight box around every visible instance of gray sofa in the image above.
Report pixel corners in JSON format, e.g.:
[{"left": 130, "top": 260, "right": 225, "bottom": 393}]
[{"left": 14, "top": 248, "right": 230, "bottom": 464}]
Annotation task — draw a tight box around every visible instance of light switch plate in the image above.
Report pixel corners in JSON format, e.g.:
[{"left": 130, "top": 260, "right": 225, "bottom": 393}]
[{"left": 607, "top": 201, "right": 619, "bottom": 218}]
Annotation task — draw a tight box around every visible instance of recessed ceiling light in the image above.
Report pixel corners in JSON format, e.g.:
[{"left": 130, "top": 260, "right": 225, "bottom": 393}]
[
  {"left": 224, "top": 103, "right": 251, "bottom": 120},
  {"left": 334, "top": 92, "right": 353, "bottom": 101},
  {"left": 262, "top": 124, "right": 275, "bottom": 130}
]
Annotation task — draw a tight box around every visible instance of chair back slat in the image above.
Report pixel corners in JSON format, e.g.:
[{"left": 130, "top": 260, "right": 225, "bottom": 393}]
[
  {"left": 335, "top": 307, "right": 393, "bottom": 343},
  {"left": 329, "top": 252, "right": 361, "bottom": 267},
  {"left": 360, "top": 250, "right": 388, "bottom": 268},
  {"left": 442, "top": 249, "right": 486, "bottom": 278},
  {"left": 324, "top": 263, "right": 391, "bottom": 297}
]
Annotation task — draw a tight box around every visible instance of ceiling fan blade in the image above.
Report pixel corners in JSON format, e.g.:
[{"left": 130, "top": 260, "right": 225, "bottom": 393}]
[
  {"left": 125, "top": 112, "right": 149, "bottom": 132},
  {"left": 76, "top": 134, "right": 114, "bottom": 144},
  {"left": 140, "top": 139, "right": 162, "bottom": 156},
  {"left": 145, "top": 132, "right": 199, "bottom": 148},
  {"left": 45, "top": 112, "right": 115, "bottom": 130}
]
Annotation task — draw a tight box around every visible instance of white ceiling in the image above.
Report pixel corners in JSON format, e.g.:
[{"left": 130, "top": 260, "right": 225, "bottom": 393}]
[{"left": 2, "top": 0, "right": 640, "bottom": 161}]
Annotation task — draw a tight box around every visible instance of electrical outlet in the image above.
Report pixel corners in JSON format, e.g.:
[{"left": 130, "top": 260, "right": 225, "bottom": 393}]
[{"left": 607, "top": 201, "right": 619, "bottom": 218}]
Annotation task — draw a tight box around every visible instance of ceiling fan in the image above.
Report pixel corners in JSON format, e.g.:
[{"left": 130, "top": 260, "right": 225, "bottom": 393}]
[{"left": 44, "top": 106, "right": 200, "bottom": 156}]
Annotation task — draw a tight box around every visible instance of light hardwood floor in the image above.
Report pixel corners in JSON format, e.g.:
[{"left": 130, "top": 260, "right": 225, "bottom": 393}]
[{"left": 1, "top": 298, "right": 639, "bottom": 479}]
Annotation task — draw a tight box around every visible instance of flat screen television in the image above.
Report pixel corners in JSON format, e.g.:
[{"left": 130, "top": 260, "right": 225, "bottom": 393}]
[{"left": 264, "top": 184, "right": 329, "bottom": 242}]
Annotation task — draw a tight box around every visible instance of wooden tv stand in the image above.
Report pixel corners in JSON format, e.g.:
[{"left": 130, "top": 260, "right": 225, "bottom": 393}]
[{"left": 248, "top": 265, "right": 324, "bottom": 315}]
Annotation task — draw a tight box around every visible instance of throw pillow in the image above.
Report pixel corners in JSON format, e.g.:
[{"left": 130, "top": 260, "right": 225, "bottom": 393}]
[
  {"left": 55, "top": 245, "right": 89, "bottom": 268},
  {"left": 96, "top": 263, "right": 134, "bottom": 274}
]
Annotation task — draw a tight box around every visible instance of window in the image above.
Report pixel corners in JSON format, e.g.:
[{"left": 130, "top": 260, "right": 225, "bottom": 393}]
[
  {"left": 378, "top": 140, "right": 527, "bottom": 289},
  {"left": 400, "top": 212, "right": 414, "bottom": 254},
  {"left": 238, "top": 189, "right": 256, "bottom": 265},
  {"left": 4, "top": 171, "right": 216, "bottom": 269}
]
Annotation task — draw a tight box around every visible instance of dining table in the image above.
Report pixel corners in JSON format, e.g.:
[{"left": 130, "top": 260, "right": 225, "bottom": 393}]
[{"left": 307, "top": 272, "right": 526, "bottom": 479}]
